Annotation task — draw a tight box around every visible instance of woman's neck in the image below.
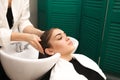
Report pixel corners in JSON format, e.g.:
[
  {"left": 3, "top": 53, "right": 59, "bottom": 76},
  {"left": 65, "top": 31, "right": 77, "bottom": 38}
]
[{"left": 61, "top": 54, "right": 73, "bottom": 61}]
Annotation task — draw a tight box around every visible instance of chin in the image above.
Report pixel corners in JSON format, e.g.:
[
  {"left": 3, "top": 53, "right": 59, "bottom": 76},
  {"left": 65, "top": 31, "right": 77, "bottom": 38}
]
[{"left": 70, "top": 46, "right": 76, "bottom": 54}]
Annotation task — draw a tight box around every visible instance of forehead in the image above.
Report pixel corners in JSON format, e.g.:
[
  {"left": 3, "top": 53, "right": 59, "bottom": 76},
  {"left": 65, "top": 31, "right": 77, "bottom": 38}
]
[{"left": 51, "top": 29, "right": 64, "bottom": 37}]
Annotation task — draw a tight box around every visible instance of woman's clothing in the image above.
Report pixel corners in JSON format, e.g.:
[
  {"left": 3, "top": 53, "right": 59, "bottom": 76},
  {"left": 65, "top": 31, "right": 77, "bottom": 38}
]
[
  {"left": 40, "top": 54, "right": 106, "bottom": 80},
  {"left": 6, "top": 7, "right": 13, "bottom": 29},
  {"left": 70, "top": 58, "right": 104, "bottom": 80},
  {"left": 0, "top": 0, "right": 33, "bottom": 47},
  {"left": 50, "top": 54, "right": 106, "bottom": 80}
]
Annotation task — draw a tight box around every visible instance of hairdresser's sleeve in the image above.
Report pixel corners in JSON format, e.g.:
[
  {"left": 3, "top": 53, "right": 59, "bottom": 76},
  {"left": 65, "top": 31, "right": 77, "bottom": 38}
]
[
  {"left": 0, "top": 28, "right": 12, "bottom": 47},
  {"left": 18, "top": 0, "right": 33, "bottom": 33}
]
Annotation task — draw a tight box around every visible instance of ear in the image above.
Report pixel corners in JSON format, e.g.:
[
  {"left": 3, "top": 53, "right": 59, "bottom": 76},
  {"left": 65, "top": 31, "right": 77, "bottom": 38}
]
[{"left": 45, "top": 48, "right": 55, "bottom": 55}]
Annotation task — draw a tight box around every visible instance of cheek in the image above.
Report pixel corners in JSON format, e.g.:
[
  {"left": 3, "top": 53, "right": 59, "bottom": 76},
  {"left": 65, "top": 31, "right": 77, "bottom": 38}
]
[
  {"left": 54, "top": 43, "right": 66, "bottom": 49},
  {"left": 53, "top": 43, "right": 74, "bottom": 55},
  {"left": 53, "top": 43, "right": 74, "bottom": 54},
  {"left": 52, "top": 41, "right": 67, "bottom": 51}
]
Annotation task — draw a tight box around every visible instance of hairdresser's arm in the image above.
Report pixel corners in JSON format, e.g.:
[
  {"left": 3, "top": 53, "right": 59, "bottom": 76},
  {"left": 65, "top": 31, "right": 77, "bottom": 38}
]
[
  {"left": 11, "top": 32, "right": 44, "bottom": 53},
  {"left": 23, "top": 26, "right": 44, "bottom": 37}
]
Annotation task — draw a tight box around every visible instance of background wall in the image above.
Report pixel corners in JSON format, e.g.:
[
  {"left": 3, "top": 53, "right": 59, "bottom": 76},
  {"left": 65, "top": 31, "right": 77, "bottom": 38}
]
[{"left": 29, "top": 0, "right": 38, "bottom": 27}]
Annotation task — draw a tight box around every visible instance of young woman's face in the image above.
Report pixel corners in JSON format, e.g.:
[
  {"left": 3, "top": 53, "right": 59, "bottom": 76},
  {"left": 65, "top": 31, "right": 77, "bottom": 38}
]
[{"left": 48, "top": 29, "right": 75, "bottom": 56}]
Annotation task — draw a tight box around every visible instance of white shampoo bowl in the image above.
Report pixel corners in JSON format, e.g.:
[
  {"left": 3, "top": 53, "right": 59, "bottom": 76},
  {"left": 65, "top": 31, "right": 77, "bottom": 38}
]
[
  {"left": 0, "top": 37, "right": 78, "bottom": 80},
  {"left": 0, "top": 42, "right": 60, "bottom": 80}
]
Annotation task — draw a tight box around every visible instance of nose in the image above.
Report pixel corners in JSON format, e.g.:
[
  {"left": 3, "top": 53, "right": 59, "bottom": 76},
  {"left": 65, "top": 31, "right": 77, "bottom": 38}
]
[{"left": 66, "top": 37, "right": 70, "bottom": 41}]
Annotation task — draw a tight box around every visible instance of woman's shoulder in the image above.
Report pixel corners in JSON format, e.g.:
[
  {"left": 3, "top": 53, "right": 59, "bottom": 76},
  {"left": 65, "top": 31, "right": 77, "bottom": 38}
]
[
  {"left": 73, "top": 53, "right": 106, "bottom": 79},
  {"left": 73, "top": 53, "right": 99, "bottom": 69},
  {"left": 73, "top": 54, "right": 94, "bottom": 62}
]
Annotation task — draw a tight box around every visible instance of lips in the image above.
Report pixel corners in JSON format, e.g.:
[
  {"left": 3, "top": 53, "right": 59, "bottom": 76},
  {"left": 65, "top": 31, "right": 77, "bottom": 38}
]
[{"left": 68, "top": 40, "right": 73, "bottom": 46}]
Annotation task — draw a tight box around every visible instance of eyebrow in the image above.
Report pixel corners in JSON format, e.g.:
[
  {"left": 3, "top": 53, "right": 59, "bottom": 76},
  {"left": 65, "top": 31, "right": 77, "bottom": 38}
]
[{"left": 55, "top": 33, "right": 62, "bottom": 38}]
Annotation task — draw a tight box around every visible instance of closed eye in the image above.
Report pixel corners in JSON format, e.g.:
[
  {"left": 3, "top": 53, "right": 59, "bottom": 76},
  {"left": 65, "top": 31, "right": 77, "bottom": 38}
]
[
  {"left": 56, "top": 34, "right": 62, "bottom": 40},
  {"left": 55, "top": 32, "right": 67, "bottom": 40}
]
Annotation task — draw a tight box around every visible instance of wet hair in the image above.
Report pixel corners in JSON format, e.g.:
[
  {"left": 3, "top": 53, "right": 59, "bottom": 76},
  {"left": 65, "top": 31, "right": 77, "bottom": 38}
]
[{"left": 39, "top": 28, "right": 58, "bottom": 58}]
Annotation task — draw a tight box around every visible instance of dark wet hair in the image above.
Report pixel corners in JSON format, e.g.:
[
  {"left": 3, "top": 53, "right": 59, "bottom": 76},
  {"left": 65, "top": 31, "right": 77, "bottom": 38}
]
[{"left": 39, "top": 28, "right": 58, "bottom": 58}]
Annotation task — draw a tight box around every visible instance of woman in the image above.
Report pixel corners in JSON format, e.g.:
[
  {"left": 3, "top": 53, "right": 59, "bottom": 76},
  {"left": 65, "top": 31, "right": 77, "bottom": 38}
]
[
  {"left": 0, "top": 0, "right": 43, "bottom": 79},
  {"left": 39, "top": 28, "right": 106, "bottom": 80}
]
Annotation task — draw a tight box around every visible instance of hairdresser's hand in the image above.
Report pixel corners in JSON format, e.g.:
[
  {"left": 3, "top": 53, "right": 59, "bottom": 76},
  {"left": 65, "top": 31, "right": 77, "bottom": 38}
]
[
  {"left": 27, "top": 34, "right": 44, "bottom": 54},
  {"left": 11, "top": 32, "right": 44, "bottom": 53}
]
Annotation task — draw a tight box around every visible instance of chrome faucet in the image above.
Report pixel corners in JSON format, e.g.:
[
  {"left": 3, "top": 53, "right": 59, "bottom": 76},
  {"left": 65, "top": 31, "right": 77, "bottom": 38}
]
[
  {"left": 16, "top": 42, "right": 24, "bottom": 52},
  {"left": 24, "top": 43, "right": 29, "bottom": 50},
  {"left": 11, "top": 42, "right": 29, "bottom": 53}
]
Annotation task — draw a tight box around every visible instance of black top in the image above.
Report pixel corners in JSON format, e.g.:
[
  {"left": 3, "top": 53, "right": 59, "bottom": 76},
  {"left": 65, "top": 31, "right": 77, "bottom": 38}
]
[
  {"left": 6, "top": 7, "right": 13, "bottom": 29},
  {"left": 70, "top": 58, "right": 105, "bottom": 80}
]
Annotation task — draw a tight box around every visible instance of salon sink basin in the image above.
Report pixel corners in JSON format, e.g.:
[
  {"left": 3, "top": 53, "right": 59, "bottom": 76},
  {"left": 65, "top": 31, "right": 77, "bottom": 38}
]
[
  {"left": 0, "top": 37, "right": 78, "bottom": 80},
  {"left": 0, "top": 41, "right": 60, "bottom": 80}
]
